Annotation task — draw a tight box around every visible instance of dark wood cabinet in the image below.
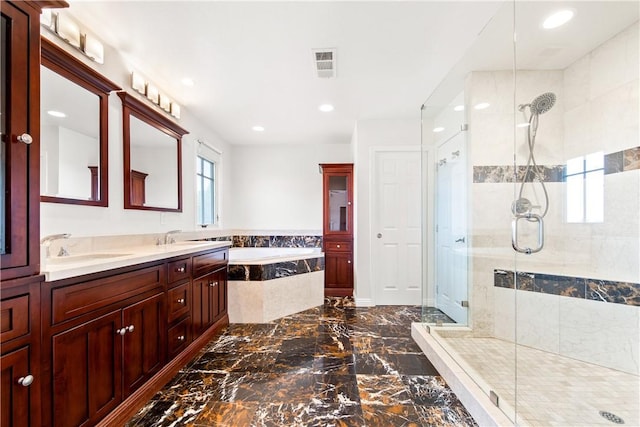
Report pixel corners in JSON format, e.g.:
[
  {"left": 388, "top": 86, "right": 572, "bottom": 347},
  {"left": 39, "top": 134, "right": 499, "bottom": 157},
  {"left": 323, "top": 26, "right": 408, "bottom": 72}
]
[
  {"left": 51, "top": 310, "right": 122, "bottom": 427},
  {"left": 320, "top": 163, "right": 354, "bottom": 296},
  {"left": 0, "top": 277, "right": 43, "bottom": 427},
  {"left": 192, "top": 268, "right": 226, "bottom": 337},
  {"left": 41, "top": 247, "right": 229, "bottom": 427}
]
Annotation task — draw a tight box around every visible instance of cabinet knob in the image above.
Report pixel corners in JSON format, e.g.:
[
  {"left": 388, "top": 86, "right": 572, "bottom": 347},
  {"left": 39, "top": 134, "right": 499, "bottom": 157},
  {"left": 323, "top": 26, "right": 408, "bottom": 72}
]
[
  {"left": 17, "top": 375, "right": 34, "bottom": 387},
  {"left": 117, "top": 328, "right": 127, "bottom": 336},
  {"left": 177, "top": 335, "right": 185, "bottom": 341},
  {"left": 176, "top": 266, "right": 186, "bottom": 273},
  {"left": 177, "top": 298, "right": 185, "bottom": 304},
  {"left": 16, "top": 133, "right": 33, "bottom": 145},
  {"left": 336, "top": 244, "right": 341, "bottom": 248},
  {"left": 347, "top": 260, "right": 351, "bottom": 264},
  {"left": 209, "top": 281, "right": 218, "bottom": 287},
  {"left": 127, "top": 325, "right": 135, "bottom": 333}
]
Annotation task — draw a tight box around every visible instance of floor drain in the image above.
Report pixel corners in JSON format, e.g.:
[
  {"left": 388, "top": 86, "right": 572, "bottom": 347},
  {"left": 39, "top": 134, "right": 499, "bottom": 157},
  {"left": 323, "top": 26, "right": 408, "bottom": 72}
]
[{"left": 600, "top": 411, "right": 624, "bottom": 424}]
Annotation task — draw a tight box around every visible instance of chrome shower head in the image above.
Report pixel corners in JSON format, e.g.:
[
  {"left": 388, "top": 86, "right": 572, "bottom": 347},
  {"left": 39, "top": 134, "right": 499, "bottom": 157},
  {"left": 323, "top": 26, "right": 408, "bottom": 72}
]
[{"left": 530, "top": 92, "right": 556, "bottom": 115}]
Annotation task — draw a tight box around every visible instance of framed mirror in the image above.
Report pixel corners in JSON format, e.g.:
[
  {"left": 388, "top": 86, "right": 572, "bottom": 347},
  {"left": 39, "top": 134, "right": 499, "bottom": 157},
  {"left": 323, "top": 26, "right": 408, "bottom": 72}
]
[
  {"left": 118, "top": 91, "right": 187, "bottom": 212},
  {"left": 40, "top": 37, "right": 120, "bottom": 206}
]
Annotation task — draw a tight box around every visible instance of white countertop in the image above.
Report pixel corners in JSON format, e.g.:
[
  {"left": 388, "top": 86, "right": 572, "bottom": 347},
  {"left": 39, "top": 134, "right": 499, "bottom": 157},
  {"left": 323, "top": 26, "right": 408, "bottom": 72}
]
[{"left": 41, "top": 241, "right": 232, "bottom": 282}]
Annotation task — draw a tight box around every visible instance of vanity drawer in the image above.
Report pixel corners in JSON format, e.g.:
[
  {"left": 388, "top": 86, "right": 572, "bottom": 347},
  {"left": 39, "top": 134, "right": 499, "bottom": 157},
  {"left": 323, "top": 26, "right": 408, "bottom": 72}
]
[
  {"left": 325, "top": 241, "right": 352, "bottom": 252},
  {"left": 51, "top": 265, "right": 164, "bottom": 325},
  {"left": 167, "top": 316, "right": 191, "bottom": 358},
  {"left": 193, "top": 249, "right": 228, "bottom": 277},
  {"left": 0, "top": 294, "right": 30, "bottom": 344},
  {"left": 167, "top": 281, "right": 191, "bottom": 323},
  {"left": 168, "top": 258, "right": 191, "bottom": 285}
]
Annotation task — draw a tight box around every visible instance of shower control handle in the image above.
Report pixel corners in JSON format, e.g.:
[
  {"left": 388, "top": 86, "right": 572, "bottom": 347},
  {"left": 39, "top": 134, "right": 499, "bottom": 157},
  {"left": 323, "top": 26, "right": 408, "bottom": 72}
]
[
  {"left": 511, "top": 213, "right": 544, "bottom": 255},
  {"left": 455, "top": 237, "right": 465, "bottom": 243}
]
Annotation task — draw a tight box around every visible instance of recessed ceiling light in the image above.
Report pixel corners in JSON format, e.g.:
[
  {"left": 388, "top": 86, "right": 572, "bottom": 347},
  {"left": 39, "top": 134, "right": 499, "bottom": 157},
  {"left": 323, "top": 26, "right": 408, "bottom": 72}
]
[
  {"left": 252, "top": 125, "right": 265, "bottom": 132},
  {"left": 47, "top": 110, "right": 66, "bottom": 118},
  {"left": 318, "top": 104, "right": 334, "bottom": 112},
  {"left": 433, "top": 127, "right": 445, "bottom": 133},
  {"left": 181, "top": 77, "right": 194, "bottom": 87},
  {"left": 542, "top": 10, "right": 574, "bottom": 29},
  {"left": 453, "top": 105, "right": 464, "bottom": 112},
  {"left": 474, "top": 102, "right": 490, "bottom": 110}
]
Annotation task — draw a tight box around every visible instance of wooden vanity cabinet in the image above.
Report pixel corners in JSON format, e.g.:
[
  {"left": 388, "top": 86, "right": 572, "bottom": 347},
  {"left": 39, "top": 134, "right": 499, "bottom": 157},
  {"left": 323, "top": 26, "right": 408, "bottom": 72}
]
[
  {"left": 320, "top": 163, "right": 354, "bottom": 297},
  {"left": 0, "top": 277, "right": 43, "bottom": 427},
  {"left": 40, "top": 247, "right": 229, "bottom": 427},
  {"left": 43, "top": 263, "right": 166, "bottom": 427}
]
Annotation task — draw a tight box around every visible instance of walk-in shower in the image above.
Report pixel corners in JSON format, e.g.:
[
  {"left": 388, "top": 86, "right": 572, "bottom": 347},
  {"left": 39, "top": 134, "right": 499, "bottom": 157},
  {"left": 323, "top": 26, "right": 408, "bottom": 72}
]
[{"left": 417, "top": 2, "right": 639, "bottom": 426}]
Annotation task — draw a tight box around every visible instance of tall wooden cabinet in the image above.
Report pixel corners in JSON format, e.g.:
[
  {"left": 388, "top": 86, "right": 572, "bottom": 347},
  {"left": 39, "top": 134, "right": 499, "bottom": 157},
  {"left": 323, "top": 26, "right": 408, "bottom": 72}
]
[
  {"left": 1, "top": 2, "right": 67, "bottom": 427},
  {"left": 320, "top": 164, "right": 354, "bottom": 297}
]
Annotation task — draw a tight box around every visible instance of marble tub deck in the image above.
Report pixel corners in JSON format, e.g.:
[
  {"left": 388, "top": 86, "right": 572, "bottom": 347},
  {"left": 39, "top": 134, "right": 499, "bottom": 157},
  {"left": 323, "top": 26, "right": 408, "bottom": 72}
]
[{"left": 126, "top": 298, "right": 475, "bottom": 426}]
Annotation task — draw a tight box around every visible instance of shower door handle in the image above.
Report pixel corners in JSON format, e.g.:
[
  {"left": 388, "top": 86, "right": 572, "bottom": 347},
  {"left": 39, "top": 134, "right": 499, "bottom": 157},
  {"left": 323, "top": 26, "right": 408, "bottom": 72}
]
[{"left": 511, "top": 213, "right": 544, "bottom": 254}]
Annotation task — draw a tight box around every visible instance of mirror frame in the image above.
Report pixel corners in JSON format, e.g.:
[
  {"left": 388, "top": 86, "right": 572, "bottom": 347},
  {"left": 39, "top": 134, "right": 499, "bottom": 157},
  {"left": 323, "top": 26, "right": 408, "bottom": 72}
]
[
  {"left": 40, "top": 37, "right": 120, "bottom": 206},
  {"left": 117, "top": 91, "right": 187, "bottom": 212}
]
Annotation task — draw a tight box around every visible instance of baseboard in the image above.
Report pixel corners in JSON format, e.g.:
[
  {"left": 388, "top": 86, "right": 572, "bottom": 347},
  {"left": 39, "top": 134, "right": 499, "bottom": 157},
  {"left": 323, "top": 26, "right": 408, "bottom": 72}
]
[{"left": 354, "top": 297, "right": 374, "bottom": 307}]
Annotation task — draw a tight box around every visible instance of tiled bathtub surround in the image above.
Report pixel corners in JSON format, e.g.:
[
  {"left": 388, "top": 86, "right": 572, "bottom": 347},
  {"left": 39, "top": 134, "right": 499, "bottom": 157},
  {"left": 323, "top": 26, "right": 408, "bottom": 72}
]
[
  {"left": 494, "top": 269, "right": 640, "bottom": 306},
  {"left": 228, "top": 257, "right": 324, "bottom": 281},
  {"left": 232, "top": 235, "right": 323, "bottom": 248},
  {"left": 473, "top": 145, "right": 640, "bottom": 183}
]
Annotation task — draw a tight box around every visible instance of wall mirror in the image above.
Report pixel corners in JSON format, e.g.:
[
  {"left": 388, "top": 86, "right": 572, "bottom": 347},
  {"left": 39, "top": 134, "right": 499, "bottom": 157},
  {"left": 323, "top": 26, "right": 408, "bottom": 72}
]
[
  {"left": 40, "top": 37, "right": 120, "bottom": 206},
  {"left": 118, "top": 91, "right": 187, "bottom": 211}
]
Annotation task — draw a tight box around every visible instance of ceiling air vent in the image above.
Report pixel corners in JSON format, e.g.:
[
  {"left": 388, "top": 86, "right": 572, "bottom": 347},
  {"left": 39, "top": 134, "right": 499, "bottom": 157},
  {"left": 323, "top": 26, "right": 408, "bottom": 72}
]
[{"left": 312, "top": 48, "right": 336, "bottom": 78}]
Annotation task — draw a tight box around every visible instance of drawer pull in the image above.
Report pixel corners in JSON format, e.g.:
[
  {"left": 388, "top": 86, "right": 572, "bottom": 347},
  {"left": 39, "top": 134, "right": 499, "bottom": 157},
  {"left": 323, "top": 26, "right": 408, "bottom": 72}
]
[
  {"left": 177, "top": 335, "right": 185, "bottom": 341},
  {"left": 209, "top": 281, "right": 218, "bottom": 287},
  {"left": 177, "top": 298, "right": 185, "bottom": 304},
  {"left": 117, "top": 328, "right": 127, "bottom": 336},
  {"left": 127, "top": 325, "right": 135, "bottom": 333},
  {"left": 17, "top": 375, "right": 34, "bottom": 387},
  {"left": 176, "top": 266, "right": 186, "bottom": 273}
]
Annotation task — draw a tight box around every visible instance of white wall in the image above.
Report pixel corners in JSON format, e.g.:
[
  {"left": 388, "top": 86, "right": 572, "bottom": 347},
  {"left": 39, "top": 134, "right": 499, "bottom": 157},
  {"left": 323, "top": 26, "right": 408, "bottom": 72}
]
[
  {"left": 227, "top": 143, "right": 352, "bottom": 231},
  {"left": 40, "top": 33, "right": 233, "bottom": 238},
  {"left": 353, "top": 118, "right": 421, "bottom": 305}
]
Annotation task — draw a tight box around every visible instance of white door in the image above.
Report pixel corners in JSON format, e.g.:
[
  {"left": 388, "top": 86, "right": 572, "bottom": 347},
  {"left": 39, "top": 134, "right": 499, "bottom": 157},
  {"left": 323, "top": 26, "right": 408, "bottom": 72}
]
[
  {"left": 372, "top": 149, "right": 422, "bottom": 305},
  {"left": 435, "top": 132, "right": 468, "bottom": 324}
]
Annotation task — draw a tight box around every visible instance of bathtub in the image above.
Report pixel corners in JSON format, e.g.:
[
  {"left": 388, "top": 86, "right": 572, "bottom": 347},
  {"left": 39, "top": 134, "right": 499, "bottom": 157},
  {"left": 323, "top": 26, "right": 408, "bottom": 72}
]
[{"left": 226, "top": 247, "right": 325, "bottom": 323}]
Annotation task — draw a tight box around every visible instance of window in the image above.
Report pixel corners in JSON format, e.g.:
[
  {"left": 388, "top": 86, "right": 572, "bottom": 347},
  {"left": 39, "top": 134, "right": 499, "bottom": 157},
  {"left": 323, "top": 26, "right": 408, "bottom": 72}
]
[
  {"left": 196, "top": 156, "right": 216, "bottom": 226},
  {"left": 565, "top": 152, "right": 604, "bottom": 223}
]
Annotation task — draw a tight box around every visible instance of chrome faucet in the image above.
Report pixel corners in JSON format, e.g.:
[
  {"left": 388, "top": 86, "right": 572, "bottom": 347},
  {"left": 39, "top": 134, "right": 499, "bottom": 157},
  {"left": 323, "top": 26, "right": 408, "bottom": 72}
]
[
  {"left": 164, "top": 230, "right": 181, "bottom": 245},
  {"left": 41, "top": 233, "right": 71, "bottom": 258}
]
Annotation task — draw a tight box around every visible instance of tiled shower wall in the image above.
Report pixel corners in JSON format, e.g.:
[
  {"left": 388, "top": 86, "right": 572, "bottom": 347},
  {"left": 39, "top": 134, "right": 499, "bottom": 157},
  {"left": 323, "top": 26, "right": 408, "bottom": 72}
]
[{"left": 465, "top": 22, "right": 639, "bottom": 374}]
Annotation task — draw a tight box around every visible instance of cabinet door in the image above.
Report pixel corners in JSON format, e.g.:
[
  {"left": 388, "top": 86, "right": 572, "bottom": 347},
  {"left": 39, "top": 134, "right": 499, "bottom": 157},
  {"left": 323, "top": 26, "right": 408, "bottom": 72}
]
[
  {"left": 191, "top": 275, "right": 210, "bottom": 338},
  {"left": 0, "top": 1, "right": 39, "bottom": 279},
  {"left": 216, "top": 269, "right": 227, "bottom": 319},
  {"left": 1, "top": 346, "right": 33, "bottom": 427},
  {"left": 122, "top": 292, "right": 165, "bottom": 397},
  {"left": 325, "top": 252, "right": 353, "bottom": 288},
  {"left": 51, "top": 310, "right": 122, "bottom": 427}
]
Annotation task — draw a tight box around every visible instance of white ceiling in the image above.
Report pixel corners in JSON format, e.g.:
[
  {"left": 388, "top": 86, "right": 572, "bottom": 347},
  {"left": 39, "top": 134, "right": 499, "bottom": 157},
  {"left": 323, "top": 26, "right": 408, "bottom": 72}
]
[{"left": 64, "top": 1, "right": 638, "bottom": 146}]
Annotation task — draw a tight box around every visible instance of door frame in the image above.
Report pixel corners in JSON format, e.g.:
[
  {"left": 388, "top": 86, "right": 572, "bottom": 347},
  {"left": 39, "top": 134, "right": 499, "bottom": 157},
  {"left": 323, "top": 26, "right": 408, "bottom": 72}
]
[{"left": 369, "top": 145, "right": 422, "bottom": 306}]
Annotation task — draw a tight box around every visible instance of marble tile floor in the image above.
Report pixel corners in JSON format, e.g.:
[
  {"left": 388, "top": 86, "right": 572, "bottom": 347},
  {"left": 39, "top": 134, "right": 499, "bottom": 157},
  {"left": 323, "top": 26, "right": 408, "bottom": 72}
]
[{"left": 127, "top": 298, "right": 475, "bottom": 426}]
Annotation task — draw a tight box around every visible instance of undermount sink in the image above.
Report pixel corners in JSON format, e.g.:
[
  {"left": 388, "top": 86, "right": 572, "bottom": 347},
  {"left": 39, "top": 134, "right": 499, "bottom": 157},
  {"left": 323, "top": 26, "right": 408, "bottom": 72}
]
[
  {"left": 46, "top": 253, "right": 133, "bottom": 264},
  {"left": 170, "top": 241, "right": 213, "bottom": 246}
]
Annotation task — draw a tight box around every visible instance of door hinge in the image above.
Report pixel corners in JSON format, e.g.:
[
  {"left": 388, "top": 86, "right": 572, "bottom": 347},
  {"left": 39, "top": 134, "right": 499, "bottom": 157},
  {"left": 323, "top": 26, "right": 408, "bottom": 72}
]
[
  {"left": 461, "top": 300, "right": 469, "bottom": 308},
  {"left": 490, "top": 390, "right": 499, "bottom": 407}
]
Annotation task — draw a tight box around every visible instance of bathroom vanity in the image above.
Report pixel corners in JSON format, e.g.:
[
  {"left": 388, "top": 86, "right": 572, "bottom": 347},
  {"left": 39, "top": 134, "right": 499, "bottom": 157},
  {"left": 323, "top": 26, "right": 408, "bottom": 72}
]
[{"left": 39, "top": 242, "right": 230, "bottom": 427}]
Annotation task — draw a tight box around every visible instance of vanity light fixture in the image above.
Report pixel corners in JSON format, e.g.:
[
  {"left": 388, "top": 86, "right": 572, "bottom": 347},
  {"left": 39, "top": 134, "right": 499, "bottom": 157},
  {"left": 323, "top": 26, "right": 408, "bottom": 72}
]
[
  {"left": 130, "top": 71, "right": 182, "bottom": 119},
  {"left": 474, "top": 102, "right": 491, "bottom": 110},
  {"left": 542, "top": 10, "right": 575, "bottom": 30},
  {"left": 433, "top": 127, "right": 445, "bottom": 133},
  {"left": 40, "top": 10, "right": 105, "bottom": 64},
  {"left": 318, "top": 104, "right": 335, "bottom": 112}
]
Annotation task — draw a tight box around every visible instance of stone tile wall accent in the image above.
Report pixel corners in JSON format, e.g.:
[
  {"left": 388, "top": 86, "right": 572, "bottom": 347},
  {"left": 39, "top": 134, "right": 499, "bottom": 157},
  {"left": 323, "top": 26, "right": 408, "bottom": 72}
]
[
  {"left": 474, "top": 145, "right": 639, "bottom": 183},
  {"left": 228, "top": 257, "right": 325, "bottom": 281},
  {"left": 494, "top": 269, "right": 640, "bottom": 306},
  {"left": 232, "top": 235, "right": 323, "bottom": 248}
]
